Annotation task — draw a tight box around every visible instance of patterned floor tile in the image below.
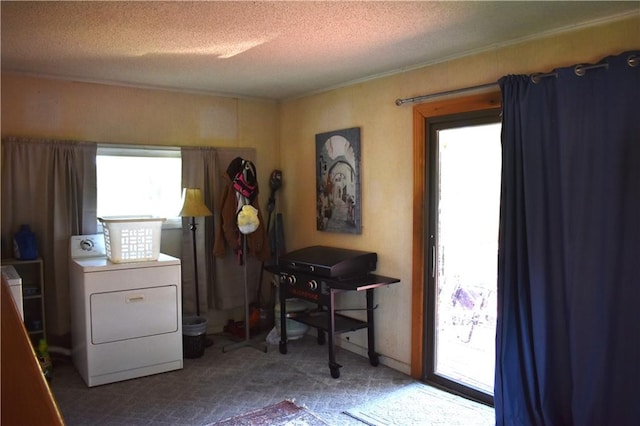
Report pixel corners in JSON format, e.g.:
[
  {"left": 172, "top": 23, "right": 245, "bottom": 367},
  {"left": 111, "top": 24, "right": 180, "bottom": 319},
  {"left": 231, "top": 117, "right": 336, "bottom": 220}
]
[{"left": 50, "top": 333, "right": 487, "bottom": 425}]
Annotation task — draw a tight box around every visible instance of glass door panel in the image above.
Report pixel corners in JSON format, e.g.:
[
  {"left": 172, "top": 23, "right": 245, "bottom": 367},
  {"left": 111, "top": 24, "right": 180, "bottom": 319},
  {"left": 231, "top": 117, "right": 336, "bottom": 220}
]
[{"left": 426, "top": 113, "right": 500, "bottom": 404}]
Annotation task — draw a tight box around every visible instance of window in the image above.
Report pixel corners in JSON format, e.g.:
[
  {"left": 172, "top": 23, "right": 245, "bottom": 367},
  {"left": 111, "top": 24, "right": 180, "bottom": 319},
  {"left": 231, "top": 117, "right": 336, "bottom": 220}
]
[{"left": 96, "top": 146, "right": 182, "bottom": 228}]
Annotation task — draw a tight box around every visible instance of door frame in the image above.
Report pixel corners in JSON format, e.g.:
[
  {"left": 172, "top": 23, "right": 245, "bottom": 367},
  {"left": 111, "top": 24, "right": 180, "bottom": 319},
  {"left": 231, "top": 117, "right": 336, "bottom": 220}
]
[{"left": 410, "top": 91, "right": 502, "bottom": 379}]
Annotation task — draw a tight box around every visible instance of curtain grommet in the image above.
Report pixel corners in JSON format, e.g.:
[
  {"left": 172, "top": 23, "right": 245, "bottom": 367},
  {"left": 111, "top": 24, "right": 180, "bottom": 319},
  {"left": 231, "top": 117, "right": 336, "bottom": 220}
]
[{"left": 530, "top": 72, "right": 558, "bottom": 83}]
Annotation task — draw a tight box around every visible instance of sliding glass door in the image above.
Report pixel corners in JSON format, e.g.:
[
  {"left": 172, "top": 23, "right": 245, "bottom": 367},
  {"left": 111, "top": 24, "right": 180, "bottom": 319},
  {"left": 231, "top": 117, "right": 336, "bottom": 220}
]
[{"left": 425, "top": 110, "right": 501, "bottom": 404}]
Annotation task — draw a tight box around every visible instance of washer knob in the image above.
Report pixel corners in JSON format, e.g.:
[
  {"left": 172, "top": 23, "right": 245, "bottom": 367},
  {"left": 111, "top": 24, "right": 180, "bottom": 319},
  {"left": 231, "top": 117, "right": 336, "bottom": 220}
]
[
  {"left": 80, "top": 239, "right": 94, "bottom": 251},
  {"left": 308, "top": 280, "right": 318, "bottom": 290}
]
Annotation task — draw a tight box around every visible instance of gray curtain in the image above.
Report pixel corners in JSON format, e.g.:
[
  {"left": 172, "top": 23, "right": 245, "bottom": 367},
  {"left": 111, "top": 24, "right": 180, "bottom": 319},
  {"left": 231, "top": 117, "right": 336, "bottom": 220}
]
[
  {"left": 1, "top": 137, "right": 97, "bottom": 344},
  {"left": 181, "top": 147, "right": 217, "bottom": 316},
  {"left": 181, "top": 146, "right": 259, "bottom": 312}
]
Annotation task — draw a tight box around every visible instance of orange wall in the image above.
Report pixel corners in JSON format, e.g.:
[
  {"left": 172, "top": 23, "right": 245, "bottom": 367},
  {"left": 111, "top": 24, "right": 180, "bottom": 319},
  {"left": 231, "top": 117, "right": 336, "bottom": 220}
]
[
  {"left": 1, "top": 77, "right": 280, "bottom": 333},
  {"left": 278, "top": 15, "right": 639, "bottom": 372},
  {"left": 1, "top": 76, "right": 280, "bottom": 192}
]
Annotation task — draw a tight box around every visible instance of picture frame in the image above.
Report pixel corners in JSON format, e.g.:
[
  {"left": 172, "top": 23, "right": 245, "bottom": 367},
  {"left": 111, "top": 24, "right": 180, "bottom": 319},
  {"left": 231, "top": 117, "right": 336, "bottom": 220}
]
[{"left": 315, "top": 127, "right": 362, "bottom": 234}]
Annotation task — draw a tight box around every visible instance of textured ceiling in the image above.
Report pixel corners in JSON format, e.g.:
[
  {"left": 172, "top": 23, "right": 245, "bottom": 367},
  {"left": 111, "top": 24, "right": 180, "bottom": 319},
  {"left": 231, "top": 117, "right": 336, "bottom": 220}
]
[{"left": 1, "top": 1, "right": 638, "bottom": 100}]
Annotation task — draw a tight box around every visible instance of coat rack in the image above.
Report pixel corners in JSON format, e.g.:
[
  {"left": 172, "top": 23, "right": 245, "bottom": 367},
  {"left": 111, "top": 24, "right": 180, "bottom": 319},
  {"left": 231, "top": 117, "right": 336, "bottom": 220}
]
[
  {"left": 222, "top": 159, "right": 267, "bottom": 354},
  {"left": 222, "top": 235, "right": 266, "bottom": 353}
]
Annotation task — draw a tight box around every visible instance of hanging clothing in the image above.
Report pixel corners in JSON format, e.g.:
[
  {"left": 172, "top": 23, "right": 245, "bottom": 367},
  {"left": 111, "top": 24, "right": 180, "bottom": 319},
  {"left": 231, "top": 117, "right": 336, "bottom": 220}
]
[
  {"left": 213, "top": 161, "right": 270, "bottom": 262},
  {"left": 183, "top": 147, "right": 261, "bottom": 312},
  {"left": 211, "top": 148, "right": 261, "bottom": 310}
]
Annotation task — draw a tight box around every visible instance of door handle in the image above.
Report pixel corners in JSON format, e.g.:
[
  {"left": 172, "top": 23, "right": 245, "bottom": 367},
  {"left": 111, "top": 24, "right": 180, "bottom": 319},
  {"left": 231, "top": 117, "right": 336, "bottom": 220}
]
[{"left": 432, "top": 245, "right": 436, "bottom": 278}]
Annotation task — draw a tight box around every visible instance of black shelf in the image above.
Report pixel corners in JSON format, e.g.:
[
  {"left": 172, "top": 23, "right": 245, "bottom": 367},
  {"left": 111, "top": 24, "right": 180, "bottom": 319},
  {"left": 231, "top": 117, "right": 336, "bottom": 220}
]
[
  {"left": 23, "top": 294, "right": 42, "bottom": 300},
  {"left": 290, "top": 311, "right": 368, "bottom": 334}
]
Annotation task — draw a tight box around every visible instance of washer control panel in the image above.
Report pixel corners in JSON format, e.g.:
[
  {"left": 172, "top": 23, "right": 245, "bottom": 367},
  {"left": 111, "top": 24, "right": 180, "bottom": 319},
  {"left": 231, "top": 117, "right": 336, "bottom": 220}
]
[{"left": 70, "top": 234, "right": 106, "bottom": 258}]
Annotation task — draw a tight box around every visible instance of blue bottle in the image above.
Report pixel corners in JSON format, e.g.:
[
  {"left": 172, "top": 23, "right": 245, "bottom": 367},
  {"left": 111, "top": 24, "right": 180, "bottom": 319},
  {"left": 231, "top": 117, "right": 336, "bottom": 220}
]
[{"left": 13, "top": 224, "right": 38, "bottom": 260}]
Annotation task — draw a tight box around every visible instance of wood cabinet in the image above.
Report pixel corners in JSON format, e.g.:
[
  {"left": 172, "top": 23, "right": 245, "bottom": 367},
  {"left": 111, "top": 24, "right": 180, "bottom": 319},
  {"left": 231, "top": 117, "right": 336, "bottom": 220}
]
[
  {"left": 1, "top": 276, "right": 64, "bottom": 425},
  {"left": 2, "top": 258, "right": 45, "bottom": 347}
]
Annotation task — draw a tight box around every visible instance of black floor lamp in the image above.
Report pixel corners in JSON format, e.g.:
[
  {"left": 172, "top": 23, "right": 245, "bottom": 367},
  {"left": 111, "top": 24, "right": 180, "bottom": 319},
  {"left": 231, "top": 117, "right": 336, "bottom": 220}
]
[{"left": 179, "top": 188, "right": 212, "bottom": 318}]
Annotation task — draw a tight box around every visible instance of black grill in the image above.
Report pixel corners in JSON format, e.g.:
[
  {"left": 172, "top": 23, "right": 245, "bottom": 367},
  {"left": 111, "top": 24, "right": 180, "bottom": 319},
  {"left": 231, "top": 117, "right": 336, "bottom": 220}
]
[
  {"left": 278, "top": 244, "right": 376, "bottom": 278},
  {"left": 269, "top": 245, "right": 399, "bottom": 379}
]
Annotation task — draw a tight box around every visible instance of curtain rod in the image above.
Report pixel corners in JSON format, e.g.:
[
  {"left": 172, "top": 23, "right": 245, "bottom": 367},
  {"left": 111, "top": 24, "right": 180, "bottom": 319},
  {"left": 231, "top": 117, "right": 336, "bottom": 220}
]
[
  {"left": 395, "top": 82, "right": 498, "bottom": 106},
  {"left": 395, "top": 53, "right": 639, "bottom": 106}
]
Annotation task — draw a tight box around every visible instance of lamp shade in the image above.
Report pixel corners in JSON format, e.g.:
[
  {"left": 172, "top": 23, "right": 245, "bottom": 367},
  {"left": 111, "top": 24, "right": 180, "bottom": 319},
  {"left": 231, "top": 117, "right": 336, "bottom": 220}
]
[{"left": 179, "top": 188, "right": 213, "bottom": 217}]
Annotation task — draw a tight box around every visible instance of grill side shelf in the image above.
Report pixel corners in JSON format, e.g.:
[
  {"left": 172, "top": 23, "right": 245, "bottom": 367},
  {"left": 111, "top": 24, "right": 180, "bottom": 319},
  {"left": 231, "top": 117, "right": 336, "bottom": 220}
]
[{"left": 327, "top": 274, "right": 400, "bottom": 290}]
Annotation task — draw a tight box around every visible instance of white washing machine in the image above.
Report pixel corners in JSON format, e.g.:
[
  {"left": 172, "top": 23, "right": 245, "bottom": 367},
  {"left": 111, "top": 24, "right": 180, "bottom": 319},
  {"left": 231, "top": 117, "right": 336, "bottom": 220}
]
[{"left": 69, "top": 234, "right": 183, "bottom": 387}]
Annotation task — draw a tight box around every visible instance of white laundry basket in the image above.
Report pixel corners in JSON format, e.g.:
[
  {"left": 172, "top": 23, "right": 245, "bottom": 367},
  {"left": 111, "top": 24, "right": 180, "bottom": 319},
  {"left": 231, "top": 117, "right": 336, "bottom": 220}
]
[{"left": 99, "top": 216, "right": 165, "bottom": 263}]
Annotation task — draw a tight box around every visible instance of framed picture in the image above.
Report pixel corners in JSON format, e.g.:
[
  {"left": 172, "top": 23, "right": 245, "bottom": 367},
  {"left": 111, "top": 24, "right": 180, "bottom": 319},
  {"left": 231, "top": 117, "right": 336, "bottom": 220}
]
[{"left": 315, "top": 127, "right": 362, "bottom": 234}]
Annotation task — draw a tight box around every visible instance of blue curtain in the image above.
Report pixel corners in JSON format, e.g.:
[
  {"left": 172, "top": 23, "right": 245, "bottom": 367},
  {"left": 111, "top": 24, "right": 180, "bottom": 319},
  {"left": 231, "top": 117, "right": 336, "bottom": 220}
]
[{"left": 495, "top": 51, "right": 640, "bottom": 425}]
